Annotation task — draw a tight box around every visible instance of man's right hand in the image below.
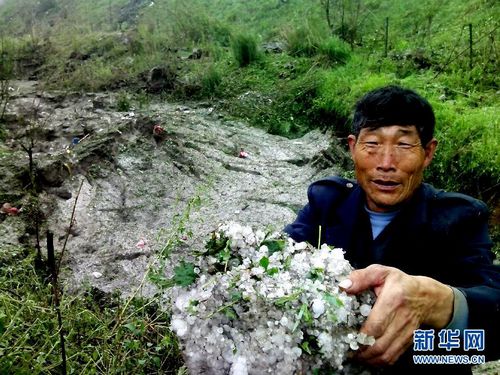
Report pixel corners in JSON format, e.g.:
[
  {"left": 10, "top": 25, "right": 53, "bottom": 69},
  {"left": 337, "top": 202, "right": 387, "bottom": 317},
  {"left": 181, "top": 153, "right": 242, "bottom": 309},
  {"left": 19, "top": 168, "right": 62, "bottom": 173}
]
[{"left": 340, "top": 264, "right": 454, "bottom": 366}]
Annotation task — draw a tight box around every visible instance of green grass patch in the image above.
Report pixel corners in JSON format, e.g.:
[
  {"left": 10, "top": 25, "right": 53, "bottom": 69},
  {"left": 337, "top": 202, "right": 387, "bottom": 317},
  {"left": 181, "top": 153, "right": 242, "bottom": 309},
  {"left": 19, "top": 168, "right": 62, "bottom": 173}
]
[
  {"left": 0, "top": 247, "right": 184, "bottom": 374},
  {"left": 231, "top": 33, "right": 260, "bottom": 67}
]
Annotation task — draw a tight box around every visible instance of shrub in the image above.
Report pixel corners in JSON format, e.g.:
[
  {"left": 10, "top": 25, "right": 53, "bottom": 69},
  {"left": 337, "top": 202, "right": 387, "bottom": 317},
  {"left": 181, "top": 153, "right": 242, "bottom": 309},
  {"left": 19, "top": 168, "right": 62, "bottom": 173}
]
[
  {"left": 231, "top": 33, "right": 260, "bottom": 67},
  {"left": 318, "top": 37, "right": 351, "bottom": 65},
  {"left": 313, "top": 57, "right": 396, "bottom": 134},
  {"left": 426, "top": 102, "right": 500, "bottom": 201},
  {"left": 201, "top": 64, "right": 222, "bottom": 97},
  {"left": 116, "top": 91, "right": 132, "bottom": 112}
]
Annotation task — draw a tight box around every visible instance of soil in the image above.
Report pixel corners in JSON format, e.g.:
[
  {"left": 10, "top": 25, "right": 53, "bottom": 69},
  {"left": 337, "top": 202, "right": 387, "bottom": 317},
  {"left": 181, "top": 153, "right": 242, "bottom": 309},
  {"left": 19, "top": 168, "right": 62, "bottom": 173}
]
[{"left": 0, "top": 80, "right": 347, "bottom": 296}]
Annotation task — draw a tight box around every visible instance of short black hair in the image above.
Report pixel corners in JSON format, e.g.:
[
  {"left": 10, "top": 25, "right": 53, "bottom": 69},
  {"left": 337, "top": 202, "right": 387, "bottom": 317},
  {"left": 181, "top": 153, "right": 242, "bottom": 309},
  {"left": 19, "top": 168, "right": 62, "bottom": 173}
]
[{"left": 352, "top": 85, "right": 435, "bottom": 145}]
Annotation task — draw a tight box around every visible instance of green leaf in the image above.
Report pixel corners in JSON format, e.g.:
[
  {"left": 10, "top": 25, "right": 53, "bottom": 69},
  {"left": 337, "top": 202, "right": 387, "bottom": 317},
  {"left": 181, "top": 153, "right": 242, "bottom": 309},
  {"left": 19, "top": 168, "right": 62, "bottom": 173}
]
[
  {"left": 307, "top": 268, "right": 324, "bottom": 281},
  {"left": 223, "top": 306, "right": 238, "bottom": 320},
  {"left": 124, "top": 323, "right": 139, "bottom": 335},
  {"left": 149, "top": 270, "right": 175, "bottom": 288},
  {"left": 323, "top": 292, "right": 343, "bottom": 307},
  {"left": 266, "top": 267, "right": 279, "bottom": 276},
  {"left": 230, "top": 291, "right": 243, "bottom": 302},
  {"left": 301, "top": 303, "right": 312, "bottom": 323},
  {"left": 124, "top": 322, "right": 144, "bottom": 336},
  {"left": 173, "top": 261, "right": 198, "bottom": 286},
  {"left": 293, "top": 303, "right": 312, "bottom": 332},
  {"left": 204, "top": 232, "right": 231, "bottom": 256},
  {"left": 273, "top": 290, "right": 302, "bottom": 306},
  {"left": 301, "top": 341, "right": 312, "bottom": 355},
  {"left": 283, "top": 255, "right": 292, "bottom": 270},
  {"left": 259, "top": 256, "right": 269, "bottom": 270},
  {"left": 260, "top": 239, "right": 286, "bottom": 255}
]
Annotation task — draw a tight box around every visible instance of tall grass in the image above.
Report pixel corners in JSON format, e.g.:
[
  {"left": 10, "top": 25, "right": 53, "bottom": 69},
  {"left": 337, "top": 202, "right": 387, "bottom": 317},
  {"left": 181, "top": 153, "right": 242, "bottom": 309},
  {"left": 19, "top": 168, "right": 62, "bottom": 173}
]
[
  {"left": 201, "top": 64, "right": 222, "bottom": 97},
  {"left": 231, "top": 33, "right": 260, "bottom": 67},
  {"left": 318, "top": 37, "right": 351, "bottom": 65},
  {"left": 0, "top": 247, "right": 184, "bottom": 374}
]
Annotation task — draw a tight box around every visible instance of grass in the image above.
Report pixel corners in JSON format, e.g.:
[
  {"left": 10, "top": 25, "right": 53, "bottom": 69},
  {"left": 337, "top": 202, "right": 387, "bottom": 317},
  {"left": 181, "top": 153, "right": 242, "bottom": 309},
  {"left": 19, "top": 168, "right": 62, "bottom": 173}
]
[
  {"left": 0, "top": 245, "right": 184, "bottom": 374},
  {"left": 231, "top": 33, "right": 260, "bottom": 67}
]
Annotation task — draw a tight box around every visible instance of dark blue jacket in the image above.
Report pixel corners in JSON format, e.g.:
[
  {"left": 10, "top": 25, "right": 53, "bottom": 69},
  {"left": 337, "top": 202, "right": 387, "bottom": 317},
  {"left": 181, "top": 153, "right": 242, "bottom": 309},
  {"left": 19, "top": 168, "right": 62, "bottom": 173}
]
[{"left": 285, "top": 176, "right": 500, "bottom": 372}]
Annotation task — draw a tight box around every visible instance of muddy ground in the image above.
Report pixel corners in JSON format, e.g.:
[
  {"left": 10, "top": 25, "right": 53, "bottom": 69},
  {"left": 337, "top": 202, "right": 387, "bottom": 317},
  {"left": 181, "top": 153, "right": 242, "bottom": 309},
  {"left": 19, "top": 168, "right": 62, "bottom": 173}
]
[{"left": 0, "top": 80, "right": 348, "bottom": 296}]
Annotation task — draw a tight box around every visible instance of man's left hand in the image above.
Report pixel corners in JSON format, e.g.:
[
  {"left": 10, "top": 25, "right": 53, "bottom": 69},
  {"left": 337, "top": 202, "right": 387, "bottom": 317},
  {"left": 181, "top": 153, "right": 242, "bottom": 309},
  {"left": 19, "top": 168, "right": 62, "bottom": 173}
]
[{"left": 341, "top": 264, "right": 454, "bottom": 366}]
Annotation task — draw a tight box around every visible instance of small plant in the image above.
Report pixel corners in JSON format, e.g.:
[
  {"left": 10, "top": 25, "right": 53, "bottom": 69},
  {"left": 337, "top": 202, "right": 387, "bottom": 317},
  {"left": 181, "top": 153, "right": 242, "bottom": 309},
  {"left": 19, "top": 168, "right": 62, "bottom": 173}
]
[
  {"left": 116, "top": 91, "right": 132, "bottom": 112},
  {"left": 201, "top": 64, "right": 222, "bottom": 97},
  {"left": 134, "top": 89, "right": 150, "bottom": 109},
  {"left": 231, "top": 33, "right": 260, "bottom": 67},
  {"left": 0, "top": 248, "right": 184, "bottom": 373}
]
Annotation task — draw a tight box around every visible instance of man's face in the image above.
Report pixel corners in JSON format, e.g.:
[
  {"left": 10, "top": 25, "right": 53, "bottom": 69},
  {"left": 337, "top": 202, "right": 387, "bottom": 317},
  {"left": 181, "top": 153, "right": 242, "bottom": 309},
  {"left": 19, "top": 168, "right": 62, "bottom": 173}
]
[{"left": 348, "top": 125, "right": 437, "bottom": 212}]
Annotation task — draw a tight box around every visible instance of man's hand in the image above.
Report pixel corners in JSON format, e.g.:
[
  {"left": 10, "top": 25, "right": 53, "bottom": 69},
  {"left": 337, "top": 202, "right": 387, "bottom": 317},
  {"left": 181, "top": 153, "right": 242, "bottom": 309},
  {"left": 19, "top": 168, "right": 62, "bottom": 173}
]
[{"left": 341, "top": 264, "right": 454, "bottom": 366}]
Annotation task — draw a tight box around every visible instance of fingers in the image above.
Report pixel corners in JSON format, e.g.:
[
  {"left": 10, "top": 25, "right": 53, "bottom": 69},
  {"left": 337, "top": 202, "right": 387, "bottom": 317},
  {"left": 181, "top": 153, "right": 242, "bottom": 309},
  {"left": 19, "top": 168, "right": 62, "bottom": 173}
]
[
  {"left": 342, "top": 266, "right": 455, "bottom": 367},
  {"left": 357, "top": 306, "right": 418, "bottom": 365},
  {"left": 343, "top": 266, "right": 425, "bottom": 366},
  {"left": 358, "top": 322, "right": 415, "bottom": 366},
  {"left": 341, "top": 264, "right": 394, "bottom": 294}
]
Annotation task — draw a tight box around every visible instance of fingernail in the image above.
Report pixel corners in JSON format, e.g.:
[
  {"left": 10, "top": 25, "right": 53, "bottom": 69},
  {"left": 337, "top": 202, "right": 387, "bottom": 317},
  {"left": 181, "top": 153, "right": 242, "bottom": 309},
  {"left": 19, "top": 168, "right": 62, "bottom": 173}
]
[{"left": 339, "top": 279, "right": 352, "bottom": 289}]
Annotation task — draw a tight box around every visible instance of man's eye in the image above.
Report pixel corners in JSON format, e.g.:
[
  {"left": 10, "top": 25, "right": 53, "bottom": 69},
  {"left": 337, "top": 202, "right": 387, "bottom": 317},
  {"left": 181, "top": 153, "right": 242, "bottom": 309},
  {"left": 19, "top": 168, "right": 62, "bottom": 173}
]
[
  {"left": 397, "top": 143, "right": 413, "bottom": 149},
  {"left": 364, "top": 142, "right": 378, "bottom": 147}
]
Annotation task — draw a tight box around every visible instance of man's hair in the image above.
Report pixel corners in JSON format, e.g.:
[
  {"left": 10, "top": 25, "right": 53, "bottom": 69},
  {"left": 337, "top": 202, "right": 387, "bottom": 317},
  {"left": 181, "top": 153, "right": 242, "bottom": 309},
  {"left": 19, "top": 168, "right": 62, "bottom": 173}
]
[{"left": 352, "top": 85, "right": 435, "bottom": 145}]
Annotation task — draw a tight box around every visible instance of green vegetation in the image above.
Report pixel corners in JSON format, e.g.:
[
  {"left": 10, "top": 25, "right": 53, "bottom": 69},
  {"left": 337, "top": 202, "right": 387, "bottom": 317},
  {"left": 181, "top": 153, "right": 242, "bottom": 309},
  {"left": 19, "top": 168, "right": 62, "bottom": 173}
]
[
  {"left": 231, "top": 33, "right": 260, "bottom": 67},
  {"left": 0, "top": 246, "right": 184, "bottom": 374},
  {"left": 0, "top": 0, "right": 498, "bottom": 372}
]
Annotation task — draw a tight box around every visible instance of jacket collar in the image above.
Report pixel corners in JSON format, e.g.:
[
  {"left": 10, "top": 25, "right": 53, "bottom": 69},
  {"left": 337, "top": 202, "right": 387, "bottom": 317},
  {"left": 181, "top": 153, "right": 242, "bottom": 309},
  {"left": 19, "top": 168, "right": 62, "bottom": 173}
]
[{"left": 325, "top": 183, "right": 431, "bottom": 249}]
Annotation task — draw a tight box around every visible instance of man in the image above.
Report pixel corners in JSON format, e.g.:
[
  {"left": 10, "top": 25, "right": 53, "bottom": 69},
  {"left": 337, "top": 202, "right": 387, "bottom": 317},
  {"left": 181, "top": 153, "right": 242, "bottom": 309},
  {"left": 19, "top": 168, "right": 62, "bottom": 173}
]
[{"left": 285, "top": 85, "right": 500, "bottom": 374}]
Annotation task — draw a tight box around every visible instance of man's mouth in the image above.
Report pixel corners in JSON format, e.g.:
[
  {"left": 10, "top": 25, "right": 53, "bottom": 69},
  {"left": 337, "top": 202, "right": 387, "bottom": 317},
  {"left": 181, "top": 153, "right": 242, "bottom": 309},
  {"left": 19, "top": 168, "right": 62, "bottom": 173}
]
[{"left": 372, "top": 179, "right": 400, "bottom": 190}]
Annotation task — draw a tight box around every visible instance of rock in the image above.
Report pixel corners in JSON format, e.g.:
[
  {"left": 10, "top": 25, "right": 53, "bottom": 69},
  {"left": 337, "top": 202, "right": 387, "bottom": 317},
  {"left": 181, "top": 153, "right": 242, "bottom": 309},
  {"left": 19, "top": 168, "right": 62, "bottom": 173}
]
[
  {"left": 47, "top": 187, "right": 72, "bottom": 200},
  {"left": 262, "top": 41, "right": 286, "bottom": 54},
  {"left": 187, "top": 48, "right": 203, "bottom": 59},
  {"left": 38, "top": 158, "right": 70, "bottom": 187}
]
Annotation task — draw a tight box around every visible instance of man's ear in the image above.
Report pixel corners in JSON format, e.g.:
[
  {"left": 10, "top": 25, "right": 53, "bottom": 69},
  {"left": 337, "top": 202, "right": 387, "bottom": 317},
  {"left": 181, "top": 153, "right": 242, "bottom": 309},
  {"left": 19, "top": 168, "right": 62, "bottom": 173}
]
[
  {"left": 347, "top": 135, "right": 357, "bottom": 157},
  {"left": 423, "top": 138, "right": 438, "bottom": 168}
]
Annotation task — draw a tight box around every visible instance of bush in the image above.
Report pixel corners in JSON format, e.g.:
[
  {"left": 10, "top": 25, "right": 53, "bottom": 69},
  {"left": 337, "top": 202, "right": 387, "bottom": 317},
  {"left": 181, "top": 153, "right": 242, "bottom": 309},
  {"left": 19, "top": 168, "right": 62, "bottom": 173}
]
[
  {"left": 231, "top": 33, "right": 260, "bottom": 67},
  {"left": 116, "top": 91, "right": 132, "bottom": 112},
  {"left": 318, "top": 37, "right": 351, "bottom": 65},
  {"left": 426, "top": 102, "right": 500, "bottom": 201},
  {"left": 313, "top": 57, "right": 396, "bottom": 134},
  {"left": 201, "top": 64, "right": 222, "bottom": 97}
]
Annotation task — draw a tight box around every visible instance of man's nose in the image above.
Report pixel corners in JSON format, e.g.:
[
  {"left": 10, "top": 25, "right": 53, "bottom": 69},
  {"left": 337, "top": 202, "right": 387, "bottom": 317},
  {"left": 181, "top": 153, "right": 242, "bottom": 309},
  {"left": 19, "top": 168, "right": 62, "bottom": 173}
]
[{"left": 376, "top": 145, "right": 397, "bottom": 171}]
